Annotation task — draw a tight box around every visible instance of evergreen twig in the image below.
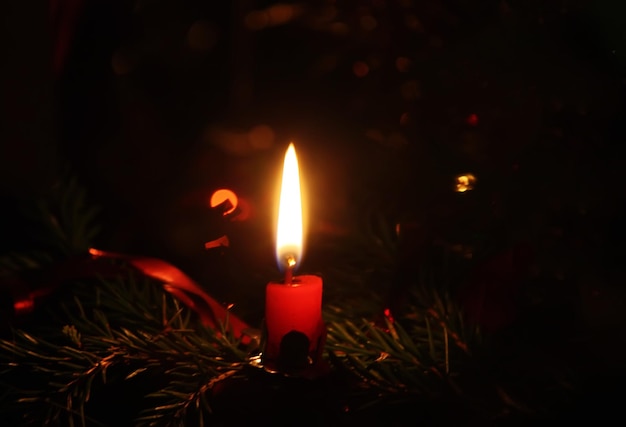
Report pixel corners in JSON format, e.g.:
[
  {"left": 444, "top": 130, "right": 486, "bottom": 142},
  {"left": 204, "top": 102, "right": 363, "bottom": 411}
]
[{"left": 0, "top": 273, "right": 249, "bottom": 427}]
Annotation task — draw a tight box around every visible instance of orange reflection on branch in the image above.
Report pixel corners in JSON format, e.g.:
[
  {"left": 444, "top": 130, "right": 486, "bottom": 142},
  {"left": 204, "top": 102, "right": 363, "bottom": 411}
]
[{"left": 455, "top": 173, "right": 476, "bottom": 192}]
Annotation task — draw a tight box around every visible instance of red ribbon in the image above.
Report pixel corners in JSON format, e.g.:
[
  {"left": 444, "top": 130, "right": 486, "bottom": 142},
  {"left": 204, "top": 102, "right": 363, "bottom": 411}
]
[
  {"left": 3, "top": 248, "right": 251, "bottom": 343},
  {"left": 88, "top": 248, "right": 250, "bottom": 340}
]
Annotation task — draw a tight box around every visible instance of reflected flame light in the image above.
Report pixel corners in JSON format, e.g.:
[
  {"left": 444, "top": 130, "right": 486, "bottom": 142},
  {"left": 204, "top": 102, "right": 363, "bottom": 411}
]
[
  {"left": 455, "top": 173, "right": 476, "bottom": 192},
  {"left": 210, "top": 188, "right": 238, "bottom": 215},
  {"left": 276, "top": 143, "right": 303, "bottom": 272},
  {"left": 353, "top": 61, "right": 369, "bottom": 77},
  {"left": 244, "top": 4, "right": 301, "bottom": 30}
]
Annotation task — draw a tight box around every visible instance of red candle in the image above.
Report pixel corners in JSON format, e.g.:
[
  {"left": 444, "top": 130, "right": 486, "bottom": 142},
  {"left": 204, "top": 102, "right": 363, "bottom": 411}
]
[
  {"left": 263, "top": 143, "right": 325, "bottom": 370},
  {"left": 265, "top": 275, "right": 324, "bottom": 367}
]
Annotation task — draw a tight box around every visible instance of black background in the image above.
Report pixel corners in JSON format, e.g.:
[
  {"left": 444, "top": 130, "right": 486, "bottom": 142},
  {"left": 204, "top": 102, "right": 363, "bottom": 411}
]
[{"left": 2, "top": 0, "right": 626, "bottom": 421}]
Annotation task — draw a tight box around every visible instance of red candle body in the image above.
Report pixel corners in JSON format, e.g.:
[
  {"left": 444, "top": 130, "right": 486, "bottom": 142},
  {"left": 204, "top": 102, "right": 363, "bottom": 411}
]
[{"left": 264, "top": 275, "right": 324, "bottom": 366}]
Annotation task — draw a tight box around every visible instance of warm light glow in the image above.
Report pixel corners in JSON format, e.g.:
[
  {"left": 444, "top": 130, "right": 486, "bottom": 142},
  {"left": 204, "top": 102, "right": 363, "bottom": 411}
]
[
  {"left": 455, "top": 173, "right": 476, "bottom": 192},
  {"left": 395, "top": 57, "right": 411, "bottom": 72},
  {"left": 13, "top": 299, "right": 34, "bottom": 314},
  {"left": 276, "top": 143, "right": 303, "bottom": 272},
  {"left": 353, "top": 61, "right": 369, "bottom": 77}
]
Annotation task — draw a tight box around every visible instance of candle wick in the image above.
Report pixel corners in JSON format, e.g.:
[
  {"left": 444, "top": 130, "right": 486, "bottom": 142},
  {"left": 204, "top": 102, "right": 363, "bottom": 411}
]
[
  {"left": 284, "top": 255, "right": 296, "bottom": 285},
  {"left": 284, "top": 267, "right": 293, "bottom": 286}
]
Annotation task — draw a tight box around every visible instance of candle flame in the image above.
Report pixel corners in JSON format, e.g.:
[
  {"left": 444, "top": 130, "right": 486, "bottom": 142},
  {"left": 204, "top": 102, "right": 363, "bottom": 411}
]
[{"left": 276, "top": 143, "right": 303, "bottom": 272}]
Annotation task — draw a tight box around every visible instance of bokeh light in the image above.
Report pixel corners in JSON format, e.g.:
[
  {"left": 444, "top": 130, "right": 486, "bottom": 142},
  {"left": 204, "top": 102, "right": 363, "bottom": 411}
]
[
  {"left": 359, "top": 15, "right": 377, "bottom": 31},
  {"left": 267, "top": 4, "right": 296, "bottom": 26},
  {"left": 248, "top": 124, "right": 275, "bottom": 150},
  {"left": 455, "top": 174, "right": 476, "bottom": 192},
  {"left": 210, "top": 189, "right": 238, "bottom": 215},
  {"left": 466, "top": 113, "right": 479, "bottom": 126},
  {"left": 329, "top": 22, "right": 349, "bottom": 35},
  {"left": 353, "top": 61, "right": 369, "bottom": 77},
  {"left": 399, "top": 112, "right": 410, "bottom": 125},
  {"left": 206, "top": 124, "right": 275, "bottom": 156},
  {"left": 245, "top": 4, "right": 301, "bottom": 30},
  {"left": 395, "top": 57, "right": 411, "bottom": 72}
]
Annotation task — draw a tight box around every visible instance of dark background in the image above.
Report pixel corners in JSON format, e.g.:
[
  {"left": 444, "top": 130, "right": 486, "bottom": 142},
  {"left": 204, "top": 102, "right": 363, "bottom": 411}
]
[{"left": 2, "top": 0, "right": 626, "bottom": 412}]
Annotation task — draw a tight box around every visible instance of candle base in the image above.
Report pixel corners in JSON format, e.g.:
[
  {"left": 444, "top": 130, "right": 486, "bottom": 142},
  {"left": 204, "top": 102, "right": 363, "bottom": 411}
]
[
  {"left": 264, "top": 274, "right": 325, "bottom": 370},
  {"left": 256, "top": 321, "right": 328, "bottom": 379},
  {"left": 250, "top": 352, "right": 331, "bottom": 380}
]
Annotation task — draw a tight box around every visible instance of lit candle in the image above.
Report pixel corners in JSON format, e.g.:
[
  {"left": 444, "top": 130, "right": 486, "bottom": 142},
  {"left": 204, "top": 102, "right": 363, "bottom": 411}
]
[{"left": 263, "top": 143, "right": 325, "bottom": 371}]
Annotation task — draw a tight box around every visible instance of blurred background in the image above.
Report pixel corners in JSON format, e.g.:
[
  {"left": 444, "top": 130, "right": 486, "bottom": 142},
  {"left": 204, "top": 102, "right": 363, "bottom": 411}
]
[{"left": 2, "top": 0, "right": 626, "bottom": 382}]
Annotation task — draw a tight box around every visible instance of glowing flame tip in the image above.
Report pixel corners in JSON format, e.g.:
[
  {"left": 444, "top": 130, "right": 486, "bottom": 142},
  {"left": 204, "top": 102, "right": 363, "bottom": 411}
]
[{"left": 275, "top": 143, "right": 303, "bottom": 272}]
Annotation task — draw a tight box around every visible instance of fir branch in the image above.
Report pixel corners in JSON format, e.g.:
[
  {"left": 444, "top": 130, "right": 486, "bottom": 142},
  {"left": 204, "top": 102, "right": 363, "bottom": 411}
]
[
  {"left": 0, "top": 173, "right": 100, "bottom": 275},
  {"left": 0, "top": 272, "right": 249, "bottom": 427},
  {"left": 324, "top": 281, "right": 481, "bottom": 410},
  {"left": 405, "top": 285, "right": 481, "bottom": 356},
  {"left": 326, "top": 311, "right": 451, "bottom": 399},
  {"left": 0, "top": 250, "right": 55, "bottom": 274},
  {"left": 317, "top": 206, "right": 399, "bottom": 294}
]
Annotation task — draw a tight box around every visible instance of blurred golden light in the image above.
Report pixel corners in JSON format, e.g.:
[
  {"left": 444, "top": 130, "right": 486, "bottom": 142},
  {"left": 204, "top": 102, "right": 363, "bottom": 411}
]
[
  {"left": 210, "top": 189, "right": 238, "bottom": 215},
  {"left": 359, "top": 15, "right": 378, "bottom": 31},
  {"left": 206, "top": 126, "right": 251, "bottom": 155},
  {"left": 267, "top": 4, "right": 295, "bottom": 26},
  {"left": 187, "top": 21, "right": 217, "bottom": 51},
  {"left": 395, "top": 57, "right": 411, "bottom": 72},
  {"left": 455, "top": 174, "right": 476, "bottom": 192},
  {"left": 245, "top": 4, "right": 301, "bottom": 30},
  {"left": 248, "top": 124, "right": 275, "bottom": 150},
  {"left": 329, "top": 22, "right": 349, "bottom": 35},
  {"left": 353, "top": 61, "right": 369, "bottom": 77},
  {"left": 400, "top": 112, "right": 410, "bottom": 125},
  {"left": 451, "top": 243, "right": 473, "bottom": 259},
  {"left": 207, "top": 124, "right": 275, "bottom": 155},
  {"left": 245, "top": 11, "right": 269, "bottom": 30}
]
